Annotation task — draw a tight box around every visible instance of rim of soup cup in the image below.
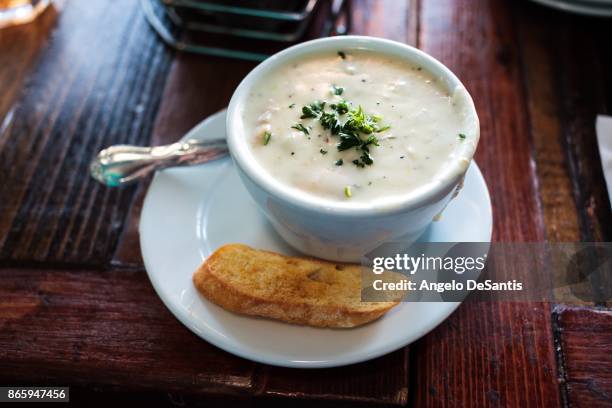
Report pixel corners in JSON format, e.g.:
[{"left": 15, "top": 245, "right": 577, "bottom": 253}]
[{"left": 226, "top": 35, "right": 480, "bottom": 217}]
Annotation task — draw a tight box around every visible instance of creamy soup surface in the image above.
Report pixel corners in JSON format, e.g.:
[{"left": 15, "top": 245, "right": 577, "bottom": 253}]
[{"left": 242, "top": 50, "right": 477, "bottom": 204}]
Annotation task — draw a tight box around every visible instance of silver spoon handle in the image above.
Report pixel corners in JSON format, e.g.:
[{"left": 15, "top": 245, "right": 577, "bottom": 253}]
[{"left": 90, "top": 138, "right": 229, "bottom": 187}]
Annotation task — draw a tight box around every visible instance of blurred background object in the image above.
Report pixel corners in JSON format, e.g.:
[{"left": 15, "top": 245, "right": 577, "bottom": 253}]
[
  {"left": 142, "top": 0, "right": 350, "bottom": 61},
  {"left": 0, "top": 0, "right": 50, "bottom": 28},
  {"left": 529, "top": 0, "right": 612, "bottom": 17}
]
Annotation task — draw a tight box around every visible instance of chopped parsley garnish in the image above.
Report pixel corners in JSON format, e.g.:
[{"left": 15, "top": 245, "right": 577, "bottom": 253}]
[
  {"left": 301, "top": 101, "right": 325, "bottom": 119},
  {"left": 288, "top": 103, "right": 295, "bottom": 108},
  {"left": 338, "top": 132, "right": 362, "bottom": 151},
  {"left": 291, "top": 123, "right": 310, "bottom": 134},
  {"left": 344, "top": 185, "right": 352, "bottom": 198},
  {"left": 364, "top": 134, "right": 380, "bottom": 148},
  {"left": 331, "top": 84, "right": 344, "bottom": 96},
  {"left": 320, "top": 112, "right": 341, "bottom": 134},
  {"left": 359, "top": 151, "right": 373, "bottom": 166},
  {"left": 458, "top": 133, "right": 467, "bottom": 140},
  {"left": 343, "top": 105, "right": 378, "bottom": 134},
  {"left": 263, "top": 131, "right": 271, "bottom": 145},
  {"left": 338, "top": 51, "right": 346, "bottom": 59},
  {"left": 293, "top": 100, "right": 390, "bottom": 170},
  {"left": 330, "top": 100, "right": 349, "bottom": 114}
]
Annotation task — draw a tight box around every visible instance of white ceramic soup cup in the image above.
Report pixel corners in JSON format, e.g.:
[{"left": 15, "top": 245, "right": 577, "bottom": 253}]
[{"left": 227, "top": 36, "right": 479, "bottom": 262}]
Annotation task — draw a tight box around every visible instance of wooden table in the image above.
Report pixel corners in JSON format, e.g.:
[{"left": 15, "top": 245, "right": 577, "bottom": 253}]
[{"left": 1, "top": 0, "right": 611, "bottom": 406}]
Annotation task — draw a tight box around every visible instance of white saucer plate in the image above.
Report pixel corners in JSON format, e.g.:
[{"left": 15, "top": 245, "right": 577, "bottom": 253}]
[{"left": 140, "top": 110, "right": 493, "bottom": 368}]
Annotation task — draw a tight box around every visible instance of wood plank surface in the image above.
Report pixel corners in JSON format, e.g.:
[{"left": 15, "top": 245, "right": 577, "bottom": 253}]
[
  {"left": 516, "top": 0, "right": 612, "bottom": 307},
  {"left": 516, "top": 1, "right": 590, "bottom": 309},
  {"left": 540, "top": 7, "right": 612, "bottom": 307},
  {"left": 351, "top": 0, "right": 418, "bottom": 44},
  {"left": 0, "top": 267, "right": 410, "bottom": 406},
  {"left": 1, "top": 0, "right": 611, "bottom": 406},
  {"left": 411, "top": 1, "right": 560, "bottom": 406},
  {"left": 0, "top": 1, "right": 62, "bottom": 125},
  {"left": 111, "top": 54, "right": 255, "bottom": 267},
  {"left": 551, "top": 13, "right": 612, "bottom": 244},
  {"left": 555, "top": 306, "right": 612, "bottom": 407},
  {"left": 0, "top": 267, "right": 258, "bottom": 396},
  {"left": 0, "top": 0, "right": 173, "bottom": 267},
  {"left": 516, "top": 4, "right": 581, "bottom": 244}
]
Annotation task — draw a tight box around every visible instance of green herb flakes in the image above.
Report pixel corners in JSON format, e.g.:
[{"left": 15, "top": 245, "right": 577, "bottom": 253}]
[
  {"left": 300, "top": 101, "right": 325, "bottom": 119},
  {"left": 263, "top": 131, "right": 271, "bottom": 145},
  {"left": 330, "top": 100, "right": 349, "bottom": 115},
  {"left": 291, "top": 123, "right": 310, "bottom": 134},
  {"left": 294, "top": 99, "right": 390, "bottom": 167},
  {"left": 320, "top": 112, "right": 341, "bottom": 134},
  {"left": 344, "top": 185, "right": 352, "bottom": 198},
  {"left": 331, "top": 84, "right": 344, "bottom": 96}
]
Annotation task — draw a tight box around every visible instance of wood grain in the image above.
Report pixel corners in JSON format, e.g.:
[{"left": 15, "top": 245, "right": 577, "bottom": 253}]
[
  {"left": 0, "top": 2, "right": 60, "bottom": 126},
  {"left": 552, "top": 13, "right": 612, "bottom": 244},
  {"left": 543, "top": 8, "right": 612, "bottom": 306},
  {"left": 111, "top": 54, "right": 256, "bottom": 267},
  {"left": 0, "top": 267, "right": 258, "bottom": 394},
  {"left": 0, "top": 267, "right": 410, "bottom": 406},
  {"left": 515, "top": 3, "right": 581, "bottom": 244},
  {"left": 555, "top": 306, "right": 612, "bottom": 407},
  {"left": 1, "top": 0, "right": 611, "bottom": 405},
  {"left": 263, "top": 347, "right": 409, "bottom": 406},
  {"left": 515, "top": 2, "right": 593, "bottom": 307},
  {"left": 351, "top": 0, "right": 418, "bottom": 44},
  {"left": 0, "top": 0, "right": 172, "bottom": 267},
  {"left": 411, "top": 1, "right": 560, "bottom": 406}
]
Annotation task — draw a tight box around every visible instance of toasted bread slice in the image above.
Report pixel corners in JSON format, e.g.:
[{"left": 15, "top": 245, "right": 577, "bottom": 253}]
[{"left": 193, "top": 244, "right": 399, "bottom": 328}]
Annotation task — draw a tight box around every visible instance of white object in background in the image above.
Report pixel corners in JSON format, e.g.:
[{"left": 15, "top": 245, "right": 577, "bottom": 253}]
[
  {"left": 0, "top": 0, "right": 50, "bottom": 29},
  {"left": 529, "top": 0, "right": 612, "bottom": 17},
  {"left": 596, "top": 115, "right": 612, "bottom": 207}
]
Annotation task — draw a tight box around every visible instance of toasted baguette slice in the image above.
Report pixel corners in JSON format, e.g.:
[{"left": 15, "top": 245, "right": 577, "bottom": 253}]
[{"left": 193, "top": 244, "right": 398, "bottom": 328}]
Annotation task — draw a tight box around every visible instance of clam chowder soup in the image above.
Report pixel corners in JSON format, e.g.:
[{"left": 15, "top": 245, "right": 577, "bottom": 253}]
[{"left": 242, "top": 50, "right": 477, "bottom": 203}]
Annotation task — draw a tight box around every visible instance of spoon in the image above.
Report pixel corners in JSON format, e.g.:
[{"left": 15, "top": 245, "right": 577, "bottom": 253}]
[{"left": 90, "top": 138, "right": 229, "bottom": 187}]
